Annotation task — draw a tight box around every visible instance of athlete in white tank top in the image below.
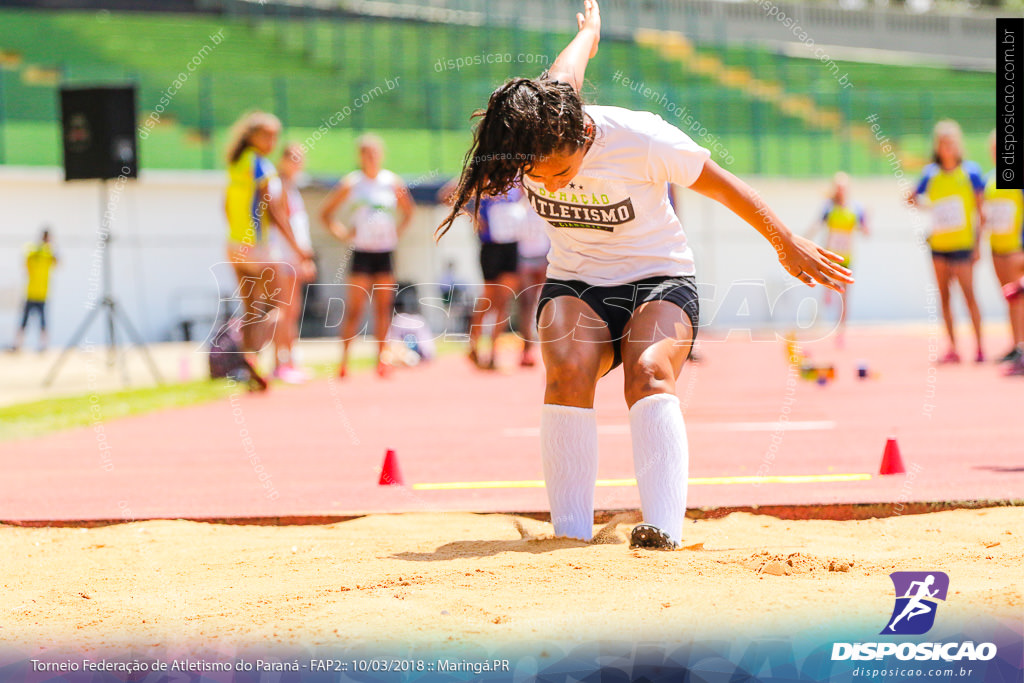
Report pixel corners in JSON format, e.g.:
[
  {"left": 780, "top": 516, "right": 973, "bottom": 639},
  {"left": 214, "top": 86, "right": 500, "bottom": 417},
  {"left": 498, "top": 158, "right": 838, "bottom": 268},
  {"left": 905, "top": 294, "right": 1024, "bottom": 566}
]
[
  {"left": 319, "top": 135, "right": 415, "bottom": 379},
  {"left": 344, "top": 168, "right": 402, "bottom": 253}
]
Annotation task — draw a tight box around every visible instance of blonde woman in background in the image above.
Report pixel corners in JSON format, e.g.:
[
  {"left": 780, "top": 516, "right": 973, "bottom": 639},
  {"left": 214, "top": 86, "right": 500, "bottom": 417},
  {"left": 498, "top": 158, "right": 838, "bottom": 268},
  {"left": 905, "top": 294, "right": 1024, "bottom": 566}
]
[
  {"left": 907, "top": 120, "right": 986, "bottom": 364},
  {"left": 320, "top": 134, "right": 415, "bottom": 378},
  {"left": 224, "top": 111, "right": 313, "bottom": 380}
]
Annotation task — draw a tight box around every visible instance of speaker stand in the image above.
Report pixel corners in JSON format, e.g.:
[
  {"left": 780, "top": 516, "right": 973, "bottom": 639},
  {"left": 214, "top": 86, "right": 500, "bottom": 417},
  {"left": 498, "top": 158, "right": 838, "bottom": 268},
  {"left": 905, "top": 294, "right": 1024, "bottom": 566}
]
[{"left": 44, "top": 180, "right": 163, "bottom": 387}]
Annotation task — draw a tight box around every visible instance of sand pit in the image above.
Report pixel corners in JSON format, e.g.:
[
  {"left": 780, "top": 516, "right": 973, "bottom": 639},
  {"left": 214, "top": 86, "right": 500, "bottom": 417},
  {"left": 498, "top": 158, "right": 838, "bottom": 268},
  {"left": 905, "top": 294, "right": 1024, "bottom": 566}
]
[{"left": 1, "top": 507, "right": 1021, "bottom": 656}]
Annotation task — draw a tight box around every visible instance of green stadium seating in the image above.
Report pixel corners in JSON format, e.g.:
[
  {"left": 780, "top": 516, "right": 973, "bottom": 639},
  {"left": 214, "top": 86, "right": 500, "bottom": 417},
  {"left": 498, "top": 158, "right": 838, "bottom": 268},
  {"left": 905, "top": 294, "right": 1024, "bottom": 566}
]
[{"left": 0, "top": 8, "right": 995, "bottom": 176}]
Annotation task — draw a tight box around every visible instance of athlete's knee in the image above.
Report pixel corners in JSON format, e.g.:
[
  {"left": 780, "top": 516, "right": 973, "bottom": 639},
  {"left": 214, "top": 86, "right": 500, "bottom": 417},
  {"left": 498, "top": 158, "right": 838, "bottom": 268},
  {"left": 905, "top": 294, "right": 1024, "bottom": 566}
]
[
  {"left": 545, "top": 353, "right": 596, "bottom": 384},
  {"left": 623, "top": 355, "right": 675, "bottom": 405},
  {"left": 544, "top": 350, "right": 599, "bottom": 396}
]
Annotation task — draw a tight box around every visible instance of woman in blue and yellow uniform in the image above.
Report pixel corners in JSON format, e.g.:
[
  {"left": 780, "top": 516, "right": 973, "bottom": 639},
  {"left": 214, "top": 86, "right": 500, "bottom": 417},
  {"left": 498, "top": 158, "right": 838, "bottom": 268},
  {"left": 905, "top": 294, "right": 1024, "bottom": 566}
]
[
  {"left": 907, "top": 120, "right": 986, "bottom": 364},
  {"left": 982, "top": 131, "right": 1024, "bottom": 371},
  {"left": 810, "top": 172, "right": 868, "bottom": 347},
  {"left": 224, "top": 111, "right": 313, "bottom": 376}
]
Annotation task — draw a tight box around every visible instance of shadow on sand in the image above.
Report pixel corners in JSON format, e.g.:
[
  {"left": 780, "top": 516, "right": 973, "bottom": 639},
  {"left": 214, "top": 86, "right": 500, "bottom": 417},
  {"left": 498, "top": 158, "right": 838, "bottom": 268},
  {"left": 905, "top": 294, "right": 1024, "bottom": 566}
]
[
  {"left": 391, "top": 515, "right": 632, "bottom": 561},
  {"left": 392, "top": 536, "right": 591, "bottom": 561}
]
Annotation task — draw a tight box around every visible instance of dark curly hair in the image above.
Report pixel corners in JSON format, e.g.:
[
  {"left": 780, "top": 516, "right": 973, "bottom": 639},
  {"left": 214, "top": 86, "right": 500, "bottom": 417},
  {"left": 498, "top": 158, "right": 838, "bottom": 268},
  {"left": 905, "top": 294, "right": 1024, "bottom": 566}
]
[{"left": 437, "top": 76, "right": 590, "bottom": 238}]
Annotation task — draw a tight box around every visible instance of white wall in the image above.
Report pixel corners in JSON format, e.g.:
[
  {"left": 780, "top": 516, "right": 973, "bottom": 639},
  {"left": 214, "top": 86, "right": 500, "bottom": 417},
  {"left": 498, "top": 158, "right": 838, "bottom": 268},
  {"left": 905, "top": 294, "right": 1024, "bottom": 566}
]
[
  {"left": 0, "top": 169, "right": 1009, "bottom": 347},
  {"left": 0, "top": 167, "right": 232, "bottom": 349}
]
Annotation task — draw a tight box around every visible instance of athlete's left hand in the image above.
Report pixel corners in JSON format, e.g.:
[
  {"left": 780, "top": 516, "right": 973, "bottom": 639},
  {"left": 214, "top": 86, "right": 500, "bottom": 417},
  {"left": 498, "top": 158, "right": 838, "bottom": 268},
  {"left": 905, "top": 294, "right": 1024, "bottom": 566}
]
[{"left": 778, "top": 235, "right": 854, "bottom": 292}]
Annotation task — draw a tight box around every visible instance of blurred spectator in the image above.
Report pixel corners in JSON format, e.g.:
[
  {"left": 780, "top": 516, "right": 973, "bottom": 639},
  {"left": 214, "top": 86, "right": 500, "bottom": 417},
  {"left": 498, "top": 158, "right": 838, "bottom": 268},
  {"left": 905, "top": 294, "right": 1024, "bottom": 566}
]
[
  {"left": 808, "top": 172, "right": 869, "bottom": 347},
  {"left": 516, "top": 208, "right": 550, "bottom": 367},
  {"left": 11, "top": 227, "right": 58, "bottom": 352},
  {"left": 906, "top": 120, "right": 985, "bottom": 364},
  {"left": 438, "top": 179, "right": 526, "bottom": 370},
  {"left": 320, "top": 134, "right": 414, "bottom": 378},
  {"left": 981, "top": 131, "right": 1024, "bottom": 375},
  {"left": 223, "top": 111, "right": 313, "bottom": 388},
  {"left": 269, "top": 142, "right": 317, "bottom": 383}
]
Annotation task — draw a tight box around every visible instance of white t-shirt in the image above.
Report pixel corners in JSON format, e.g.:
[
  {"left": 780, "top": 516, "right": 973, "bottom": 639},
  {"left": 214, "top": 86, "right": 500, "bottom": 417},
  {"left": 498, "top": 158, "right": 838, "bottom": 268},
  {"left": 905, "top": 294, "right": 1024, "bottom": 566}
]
[
  {"left": 520, "top": 105, "right": 710, "bottom": 285},
  {"left": 344, "top": 169, "right": 401, "bottom": 253}
]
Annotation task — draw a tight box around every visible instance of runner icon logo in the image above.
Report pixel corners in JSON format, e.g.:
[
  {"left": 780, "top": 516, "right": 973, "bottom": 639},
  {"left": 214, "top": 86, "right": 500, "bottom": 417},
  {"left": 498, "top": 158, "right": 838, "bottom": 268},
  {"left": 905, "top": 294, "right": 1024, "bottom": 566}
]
[{"left": 882, "top": 571, "right": 950, "bottom": 635}]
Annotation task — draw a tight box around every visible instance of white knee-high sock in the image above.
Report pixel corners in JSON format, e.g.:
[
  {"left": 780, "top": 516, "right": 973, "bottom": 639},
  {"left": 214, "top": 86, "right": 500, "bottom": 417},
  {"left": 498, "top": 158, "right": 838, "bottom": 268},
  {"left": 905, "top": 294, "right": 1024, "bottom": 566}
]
[
  {"left": 540, "top": 403, "right": 599, "bottom": 541},
  {"left": 629, "top": 393, "right": 689, "bottom": 544}
]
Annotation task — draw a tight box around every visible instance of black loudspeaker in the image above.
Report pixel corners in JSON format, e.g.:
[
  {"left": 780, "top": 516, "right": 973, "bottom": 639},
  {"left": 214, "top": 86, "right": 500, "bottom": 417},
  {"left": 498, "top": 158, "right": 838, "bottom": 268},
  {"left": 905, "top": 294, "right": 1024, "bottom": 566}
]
[{"left": 60, "top": 86, "right": 138, "bottom": 181}]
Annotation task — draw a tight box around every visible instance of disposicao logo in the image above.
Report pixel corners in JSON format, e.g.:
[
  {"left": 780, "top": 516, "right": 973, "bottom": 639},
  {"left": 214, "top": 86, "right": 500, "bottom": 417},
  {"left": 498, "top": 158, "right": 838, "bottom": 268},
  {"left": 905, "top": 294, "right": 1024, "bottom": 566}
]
[
  {"left": 831, "top": 571, "right": 998, "bottom": 662},
  {"left": 882, "top": 571, "right": 949, "bottom": 635}
]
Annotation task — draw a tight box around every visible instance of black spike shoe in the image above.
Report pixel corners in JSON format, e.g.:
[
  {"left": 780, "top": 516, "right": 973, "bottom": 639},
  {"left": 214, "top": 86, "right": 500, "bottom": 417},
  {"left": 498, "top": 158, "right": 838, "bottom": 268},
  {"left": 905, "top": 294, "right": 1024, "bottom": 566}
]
[{"left": 629, "top": 524, "right": 680, "bottom": 550}]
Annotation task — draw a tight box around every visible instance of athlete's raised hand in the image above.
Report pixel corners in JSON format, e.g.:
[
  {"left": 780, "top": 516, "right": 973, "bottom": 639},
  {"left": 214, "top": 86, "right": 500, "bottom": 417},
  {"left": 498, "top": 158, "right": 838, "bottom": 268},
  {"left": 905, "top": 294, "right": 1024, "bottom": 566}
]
[
  {"left": 549, "top": 0, "right": 601, "bottom": 91},
  {"left": 576, "top": 0, "right": 601, "bottom": 58}
]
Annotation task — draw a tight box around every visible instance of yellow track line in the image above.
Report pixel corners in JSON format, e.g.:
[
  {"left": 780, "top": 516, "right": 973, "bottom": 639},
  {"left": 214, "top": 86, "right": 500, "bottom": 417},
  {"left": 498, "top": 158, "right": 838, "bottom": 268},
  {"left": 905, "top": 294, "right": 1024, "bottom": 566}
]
[{"left": 412, "top": 473, "right": 872, "bottom": 491}]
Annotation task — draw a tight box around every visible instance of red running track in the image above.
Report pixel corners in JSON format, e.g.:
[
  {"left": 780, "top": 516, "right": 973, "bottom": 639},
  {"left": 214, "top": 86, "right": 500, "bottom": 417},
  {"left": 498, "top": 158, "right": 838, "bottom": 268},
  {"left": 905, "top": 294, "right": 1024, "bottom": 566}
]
[{"left": 1, "top": 328, "right": 1021, "bottom": 522}]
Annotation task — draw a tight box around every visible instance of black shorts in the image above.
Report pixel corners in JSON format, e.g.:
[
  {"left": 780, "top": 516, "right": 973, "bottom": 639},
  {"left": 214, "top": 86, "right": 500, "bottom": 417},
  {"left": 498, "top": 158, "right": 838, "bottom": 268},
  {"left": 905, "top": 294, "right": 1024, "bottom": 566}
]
[
  {"left": 350, "top": 250, "right": 393, "bottom": 276},
  {"left": 480, "top": 242, "right": 519, "bottom": 281},
  {"left": 537, "top": 275, "right": 701, "bottom": 370},
  {"left": 931, "top": 249, "right": 973, "bottom": 263},
  {"left": 20, "top": 299, "right": 46, "bottom": 330}
]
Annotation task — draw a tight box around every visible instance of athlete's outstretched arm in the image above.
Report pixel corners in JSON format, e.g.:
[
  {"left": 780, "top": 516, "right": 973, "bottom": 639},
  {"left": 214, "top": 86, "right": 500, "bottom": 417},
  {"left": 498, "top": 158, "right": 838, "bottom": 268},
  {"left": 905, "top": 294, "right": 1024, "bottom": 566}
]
[
  {"left": 690, "top": 160, "right": 854, "bottom": 292},
  {"left": 547, "top": 0, "right": 600, "bottom": 92}
]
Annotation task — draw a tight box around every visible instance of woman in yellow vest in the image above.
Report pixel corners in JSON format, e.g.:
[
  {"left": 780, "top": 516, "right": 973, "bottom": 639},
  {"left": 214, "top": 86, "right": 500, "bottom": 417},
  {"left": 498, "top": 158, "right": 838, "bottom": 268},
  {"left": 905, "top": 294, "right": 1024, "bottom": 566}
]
[
  {"left": 982, "top": 131, "right": 1024, "bottom": 372},
  {"left": 224, "top": 111, "right": 313, "bottom": 380},
  {"left": 12, "top": 228, "right": 58, "bottom": 352},
  {"left": 809, "top": 172, "right": 869, "bottom": 347},
  {"left": 907, "top": 120, "right": 986, "bottom": 364}
]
